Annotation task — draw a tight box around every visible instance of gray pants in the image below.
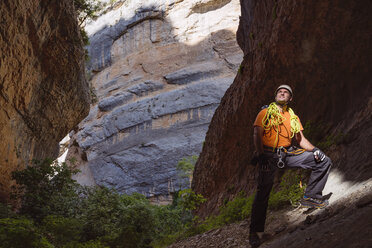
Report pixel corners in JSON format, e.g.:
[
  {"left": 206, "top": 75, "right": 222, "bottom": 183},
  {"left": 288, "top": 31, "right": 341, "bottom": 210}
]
[{"left": 249, "top": 148, "right": 332, "bottom": 233}]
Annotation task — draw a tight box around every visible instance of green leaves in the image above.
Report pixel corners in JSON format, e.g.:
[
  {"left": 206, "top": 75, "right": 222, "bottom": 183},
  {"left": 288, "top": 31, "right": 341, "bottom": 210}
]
[
  {"left": 268, "top": 170, "right": 307, "bottom": 210},
  {"left": 74, "top": 0, "right": 104, "bottom": 27},
  {"left": 176, "top": 155, "right": 198, "bottom": 179},
  {"left": 11, "top": 159, "right": 81, "bottom": 222},
  {"left": 0, "top": 218, "right": 53, "bottom": 248},
  {"left": 177, "top": 189, "right": 206, "bottom": 211},
  {"left": 3, "top": 159, "right": 203, "bottom": 247}
]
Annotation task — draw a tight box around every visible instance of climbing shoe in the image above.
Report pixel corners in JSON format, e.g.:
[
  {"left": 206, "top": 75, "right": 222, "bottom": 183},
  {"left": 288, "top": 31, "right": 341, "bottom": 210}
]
[
  {"left": 300, "top": 196, "right": 329, "bottom": 209},
  {"left": 249, "top": 232, "right": 261, "bottom": 248}
]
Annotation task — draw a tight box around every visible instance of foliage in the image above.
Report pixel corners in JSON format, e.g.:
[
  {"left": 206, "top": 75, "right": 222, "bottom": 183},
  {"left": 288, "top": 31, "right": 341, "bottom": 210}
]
[
  {"left": 177, "top": 189, "right": 206, "bottom": 211},
  {"left": 11, "top": 159, "right": 81, "bottom": 222},
  {"left": 167, "top": 170, "right": 306, "bottom": 244},
  {"left": 268, "top": 170, "right": 307, "bottom": 210},
  {"left": 77, "top": 187, "right": 122, "bottom": 242},
  {"left": 2, "top": 157, "right": 310, "bottom": 248},
  {"left": 6, "top": 159, "right": 197, "bottom": 247},
  {"left": 185, "top": 192, "right": 255, "bottom": 236},
  {"left": 74, "top": 0, "right": 104, "bottom": 27},
  {"left": 218, "top": 192, "right": 255, "bottom": 224},
  {"left": 63, "top": 240, "right": 109, "bottom": 248},
  {"left": 40, "top": 215, "right": 83, "bottom": 247},
  {"left": 152, "top": 205, "right": 188, "bottom": 240},
  {"left": 79, "top": 188, "right": 156, "bottom": 247},
  {"left": 0, "top": 218, "right": 53, "bottom": 248},
  {"left": 238, "top": 64, "right": 244, "bottom": 74},
  {"left": 73, "top": 0, "right": 120, "bottom": 46},
  {"left": 176, "top": 155, "right": 198, "bottom": 179},
  {"left": 0, "top": 202, "right": 12, "bottom": 219}
]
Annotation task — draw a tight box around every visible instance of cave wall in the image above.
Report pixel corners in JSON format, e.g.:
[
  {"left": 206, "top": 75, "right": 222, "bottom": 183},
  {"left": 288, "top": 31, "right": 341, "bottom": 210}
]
[
  {"left": 192, "top": 0, "right": 372, "bottom": 217},
  {"left": 0, "top": 0, "right": 90, "bottom": 200}
]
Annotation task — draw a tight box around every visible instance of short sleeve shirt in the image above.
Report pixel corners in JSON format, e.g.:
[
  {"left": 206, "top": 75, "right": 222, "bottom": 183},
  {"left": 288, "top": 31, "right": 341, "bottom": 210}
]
[{"left": 254, "top": 108, "right": 304, "bottom": 148}]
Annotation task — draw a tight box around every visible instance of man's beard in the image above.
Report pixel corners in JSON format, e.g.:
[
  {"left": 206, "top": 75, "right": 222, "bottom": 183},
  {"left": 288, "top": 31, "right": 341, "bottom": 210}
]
[{"left": 276, "top": 100, "right": 288, "bottom": 106}]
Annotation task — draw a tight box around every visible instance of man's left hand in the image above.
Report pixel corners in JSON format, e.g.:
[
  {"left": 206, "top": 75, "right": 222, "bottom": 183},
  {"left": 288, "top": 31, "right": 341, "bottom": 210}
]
[{"left": 312, "top": 148, "right": 326, "bottom": 162}]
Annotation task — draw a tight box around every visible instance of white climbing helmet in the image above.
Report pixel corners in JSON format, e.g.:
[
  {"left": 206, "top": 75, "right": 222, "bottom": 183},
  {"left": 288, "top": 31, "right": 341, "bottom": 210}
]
[{"left": 275, "top": 84, "right": 293, "bottom": 97}]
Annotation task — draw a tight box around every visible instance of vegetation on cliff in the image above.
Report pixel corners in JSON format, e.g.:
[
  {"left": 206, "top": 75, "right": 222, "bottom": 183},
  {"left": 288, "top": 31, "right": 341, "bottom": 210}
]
[{"left": 74, "top": 0, "right": 120, "bottom": 45}]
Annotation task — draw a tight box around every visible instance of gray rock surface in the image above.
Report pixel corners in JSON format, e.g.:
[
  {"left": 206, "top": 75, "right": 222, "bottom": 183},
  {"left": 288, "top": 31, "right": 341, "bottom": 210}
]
[
  {"left": 67, "top": 0, "right": 242, "bottom": 198},
  {"left": 127, "top": 80, "right": 164, "bottom": 96},
  {"left": 164, "top": 62, "right": 225, "bottom": 85},
  {"left": 88, "top": 5, "right": 164, "bottom": 72},
  {"left": 98, "top": 92, "right": 133, "bottom": 112}
]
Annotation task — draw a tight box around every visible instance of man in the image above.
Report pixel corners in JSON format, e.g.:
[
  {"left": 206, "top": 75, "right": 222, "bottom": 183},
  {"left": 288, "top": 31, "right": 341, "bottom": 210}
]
[{"left": 249, "top": 85, "right": 332, "bottom": 248}]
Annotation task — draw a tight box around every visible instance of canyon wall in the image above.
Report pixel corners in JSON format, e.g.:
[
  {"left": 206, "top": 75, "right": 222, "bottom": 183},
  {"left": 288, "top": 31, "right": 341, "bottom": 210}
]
[
  {"left": 68, "top": 0, "right": 242, "bottom": 201},
  {"left": 193, "top": 0, "right": 372, "bottom": 217},
  {"left": 0, "top": 0, "right": 90, "bottom": 200}
]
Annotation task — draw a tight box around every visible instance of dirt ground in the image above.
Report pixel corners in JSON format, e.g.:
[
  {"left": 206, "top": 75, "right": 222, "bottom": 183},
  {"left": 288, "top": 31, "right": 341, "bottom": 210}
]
[{"left": 168, "top": 175, "right": 372, "bottom": 248}]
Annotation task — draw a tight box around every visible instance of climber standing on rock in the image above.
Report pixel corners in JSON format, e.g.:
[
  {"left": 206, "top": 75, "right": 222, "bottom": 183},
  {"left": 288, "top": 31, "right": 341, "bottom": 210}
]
[{"left": 248, "top": 85, "right": 332, "bottom": 248}]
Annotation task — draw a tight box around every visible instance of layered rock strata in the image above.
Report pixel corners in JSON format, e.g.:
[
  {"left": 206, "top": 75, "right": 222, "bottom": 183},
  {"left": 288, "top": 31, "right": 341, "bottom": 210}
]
[
  {"left": 0, "top": 0, "right": 90, "bottom": 200},
  {"left": 68, "top": 0, "right": 242, "bottom": 199},
  {"left": 193, "top": 0, "right": 372, "bottom": 217}
]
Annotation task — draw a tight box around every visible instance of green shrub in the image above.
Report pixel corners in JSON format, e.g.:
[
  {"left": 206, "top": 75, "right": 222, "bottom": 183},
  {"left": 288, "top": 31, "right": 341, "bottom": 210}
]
[
  {"left": 110, "top": 202, "right": 156, "bottom": 248},
  {"left": 78, "top": 188, "right": 162, "bottom": 247},
  {"left": 78, "top": 187, "right": 122, "bottom": 242},
  {"left": 153, "top": 205, "right": 186, "bottom": 238},
  {"left": 218, "top": 192, "right": 255, "bottom": 224},
  {"left": 74, "top": 0, "right": 104, "bottom": 28},
  {"left": 268, "top": 170, "right": 306, "bottom": 210},
  {"left": 41, "top": 215, "right": 83, "bottom": 247},
  {"left": 11, "top": 159, "right": 81, "bottom": 222},
  {"left": 177, "top": 189, "right": 206, "bottom": 211},
  {"left": 176, "top": 156, "right": 198, "bottom": 185},
  {"left": 63, "top": 240, "right": 108, "bottom": 248},
  {"left": 237, "top": 64, "right": 244, "bottom": 74},
  {"left": 8, "top": 159, "right": 201, "bottom": 248},
  {"left": 173, "top": 170, "right": 305, "bottom": 243},
  {"left": 0, "top": 202, "right": 12, "bottom": 219},
  {"left": 0, "top": 218, "right": 53, "bottom": 248}
]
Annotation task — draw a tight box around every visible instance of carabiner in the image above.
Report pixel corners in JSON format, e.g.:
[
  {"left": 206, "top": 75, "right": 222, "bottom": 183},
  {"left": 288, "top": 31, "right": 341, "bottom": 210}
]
[
  {"left": 277, "top": 158, "right": 285, "bottom": 168},
  {"left": 276, "top": 147, "right": 285, "bottom": 168}
]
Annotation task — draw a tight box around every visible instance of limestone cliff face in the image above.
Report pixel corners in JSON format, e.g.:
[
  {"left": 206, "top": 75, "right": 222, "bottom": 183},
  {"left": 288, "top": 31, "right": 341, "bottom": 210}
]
[
  {"left": 193, "top": 0, "right": 372, "bottom": 217},
  {"left": 0, "top": 0, "right": 90, "bottom": 200},
  {"left": 68, "top": 0, "right": 242, "bottom": 199}
]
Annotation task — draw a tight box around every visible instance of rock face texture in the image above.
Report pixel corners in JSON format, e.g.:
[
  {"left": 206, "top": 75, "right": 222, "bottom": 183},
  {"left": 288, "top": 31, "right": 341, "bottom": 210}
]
[
  {"left": 193, "top": 0, "right": 372, "bottom": 217},
  {"left": 0, "top": 0, "right": 90, "bottom": 201},
  {"left": 69, "top": 0, "right": 242, "bottom": 199}
]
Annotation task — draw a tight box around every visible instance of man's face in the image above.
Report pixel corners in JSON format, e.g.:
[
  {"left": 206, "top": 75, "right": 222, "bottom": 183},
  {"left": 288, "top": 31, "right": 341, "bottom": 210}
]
[{"left": 275, "top": 88, "right": 292, "bottom": 104}]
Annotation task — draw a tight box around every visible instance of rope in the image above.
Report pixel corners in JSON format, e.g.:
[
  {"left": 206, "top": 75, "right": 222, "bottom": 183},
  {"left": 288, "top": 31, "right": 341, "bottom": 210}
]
[
  {"left": 288, "top": 108, "right": 301, "bottom": 138},
  {"left": 261, "top": 102, "right": 301, "bottom": 149}
]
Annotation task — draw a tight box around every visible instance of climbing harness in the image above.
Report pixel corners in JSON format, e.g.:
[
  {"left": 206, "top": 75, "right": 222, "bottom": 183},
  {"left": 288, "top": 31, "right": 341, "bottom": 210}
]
[
  {"left": 264, "top": 146, "right": 306, "bottom": 169},
  {"left": 261, "top": 102, "right": 301, "bottom": 150}
]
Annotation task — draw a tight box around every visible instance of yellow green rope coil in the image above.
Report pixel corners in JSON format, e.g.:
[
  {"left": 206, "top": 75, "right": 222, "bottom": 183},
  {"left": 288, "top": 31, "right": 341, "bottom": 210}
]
[{"left": 261, "top": 102, "right": 301, "bottom": 148}]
